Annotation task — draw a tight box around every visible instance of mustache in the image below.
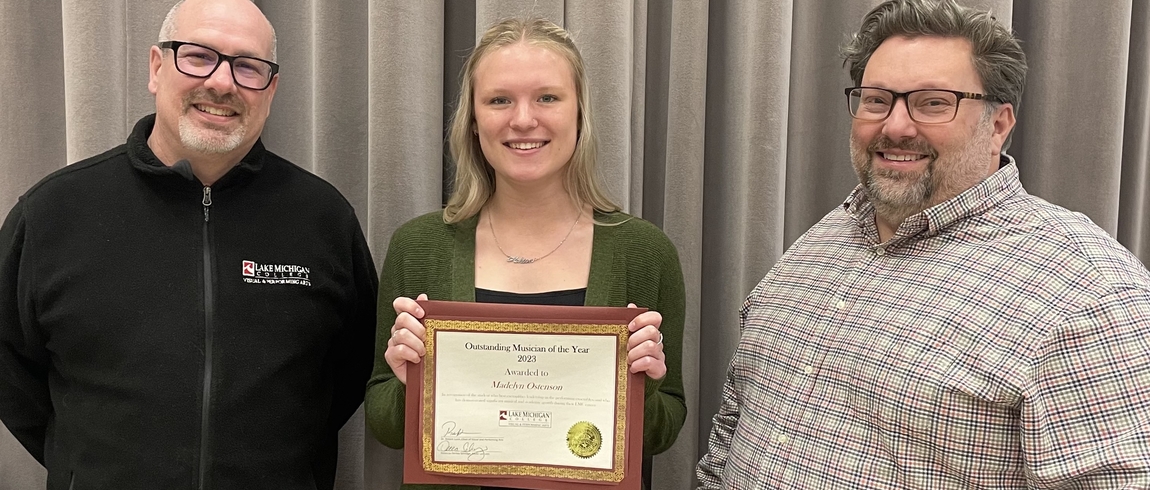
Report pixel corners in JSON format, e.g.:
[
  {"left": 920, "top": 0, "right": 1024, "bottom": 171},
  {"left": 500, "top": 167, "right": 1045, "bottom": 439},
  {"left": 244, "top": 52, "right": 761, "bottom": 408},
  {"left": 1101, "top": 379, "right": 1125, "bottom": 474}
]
[
  {"left": 184, "top": 89, "right": 243, "bottom": 112},
  {"left": 866, "top": 136, "right": 936, "bottom": 158}
]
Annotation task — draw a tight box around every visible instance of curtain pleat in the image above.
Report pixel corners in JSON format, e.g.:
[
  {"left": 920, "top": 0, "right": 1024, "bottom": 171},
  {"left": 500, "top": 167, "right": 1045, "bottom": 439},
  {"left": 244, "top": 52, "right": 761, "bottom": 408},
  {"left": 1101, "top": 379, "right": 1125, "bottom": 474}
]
[
  {"left": 1118, "top": 0, "right": 1150, "bottom": 260},
  {"left": 700, "top": 0, "right": 797, "bottom": 461},
  {"left": 567, "top": 0, "right": 637, "bottom": 209},
  {"left": 478, "top": 0, "right": 564, "bottom": 28},
  {"left": 61, "top": 1, "right": 128, "bottom": 160},
  {"left": 647, "top": 3, "right": 710, "bottom": 488},
  {"left": 1, "top": 2, "right": 1148, "bottom": 489},
  {"left": 363, "top": 1, "right": 446, "bottom": 244},
  {"left": 0, "top": 1, "right": 66, "bottom": 208},
  {"left": 1012, "top": 0, "right": 1134, "bottom": 233}
]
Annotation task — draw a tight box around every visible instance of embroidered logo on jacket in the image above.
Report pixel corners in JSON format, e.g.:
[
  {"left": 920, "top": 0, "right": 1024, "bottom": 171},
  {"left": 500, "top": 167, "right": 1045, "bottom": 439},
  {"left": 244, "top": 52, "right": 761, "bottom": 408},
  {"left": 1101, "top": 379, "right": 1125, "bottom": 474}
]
[{"left": 241, "top": 260, "right": 312, "bottom": 286}]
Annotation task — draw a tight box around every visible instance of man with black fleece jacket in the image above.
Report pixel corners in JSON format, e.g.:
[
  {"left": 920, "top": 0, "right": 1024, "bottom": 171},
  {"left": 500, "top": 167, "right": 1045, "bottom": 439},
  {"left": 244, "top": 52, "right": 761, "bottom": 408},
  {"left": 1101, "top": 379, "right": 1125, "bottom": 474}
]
[{"left": 0, "top": 1, "right": 378, "bottom": 489}]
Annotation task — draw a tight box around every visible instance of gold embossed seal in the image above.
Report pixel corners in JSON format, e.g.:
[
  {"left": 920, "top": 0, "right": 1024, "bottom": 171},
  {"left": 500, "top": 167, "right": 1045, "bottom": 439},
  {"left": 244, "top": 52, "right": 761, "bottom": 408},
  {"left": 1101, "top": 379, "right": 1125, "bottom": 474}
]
[{"left": 566, "top": 421, "right": 602, "bottom": 458}]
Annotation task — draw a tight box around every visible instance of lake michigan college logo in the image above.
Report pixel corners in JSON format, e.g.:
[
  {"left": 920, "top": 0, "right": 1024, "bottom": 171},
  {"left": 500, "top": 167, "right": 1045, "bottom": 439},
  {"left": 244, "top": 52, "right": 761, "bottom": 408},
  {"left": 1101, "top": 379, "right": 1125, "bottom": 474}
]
[
  {"left": 497, "top": 409, "right": 552, "bottom": 428},
  {"left": 241, "top": 260, "right": 312, "bottom": 286}
]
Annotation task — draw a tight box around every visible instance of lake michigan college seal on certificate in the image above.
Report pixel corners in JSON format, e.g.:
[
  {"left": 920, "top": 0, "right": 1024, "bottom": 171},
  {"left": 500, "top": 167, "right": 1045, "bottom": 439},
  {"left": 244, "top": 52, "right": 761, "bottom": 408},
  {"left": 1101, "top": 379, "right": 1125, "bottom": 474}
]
[{"left": 567, "top": 421, "right": 602, "bottom": 458}]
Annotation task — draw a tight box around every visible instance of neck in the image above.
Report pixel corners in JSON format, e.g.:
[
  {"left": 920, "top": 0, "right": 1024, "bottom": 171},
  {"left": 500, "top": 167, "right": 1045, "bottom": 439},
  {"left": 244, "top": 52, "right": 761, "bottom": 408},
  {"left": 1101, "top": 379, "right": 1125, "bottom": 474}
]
[
  {"left": 875, "top": 215, "right": 898, "bottom": 243},
  {"left": 147, "top": 133, "right": 251, "bottom": 186},
  {"left": 487, "top": 179, "right": 584, "bottom": 225}
]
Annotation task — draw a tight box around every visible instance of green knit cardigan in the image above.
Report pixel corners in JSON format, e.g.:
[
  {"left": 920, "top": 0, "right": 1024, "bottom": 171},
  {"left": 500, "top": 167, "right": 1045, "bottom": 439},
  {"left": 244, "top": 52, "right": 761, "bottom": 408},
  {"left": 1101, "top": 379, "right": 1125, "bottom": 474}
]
[{"left": 364, "top": 210, "right": 688, "bottom": 490}]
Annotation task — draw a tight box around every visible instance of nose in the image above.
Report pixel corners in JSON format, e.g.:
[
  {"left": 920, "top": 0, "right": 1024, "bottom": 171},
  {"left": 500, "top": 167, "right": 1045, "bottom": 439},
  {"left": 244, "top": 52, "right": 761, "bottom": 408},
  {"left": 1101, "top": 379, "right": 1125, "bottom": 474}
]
[
  {"left": 509, "top": 102, "right": 538, "bottom": 131},
  {"left": 203, "top": 60, "right": 237, "bottom": 92},
  {"left": 881, "top": 98, "right": 918, "bottom": 140}
]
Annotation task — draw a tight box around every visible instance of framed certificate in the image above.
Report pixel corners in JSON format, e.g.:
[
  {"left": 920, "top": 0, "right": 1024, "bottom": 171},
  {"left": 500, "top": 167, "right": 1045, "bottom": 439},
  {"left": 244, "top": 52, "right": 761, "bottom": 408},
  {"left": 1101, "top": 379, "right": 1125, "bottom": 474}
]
[{"left": 403, "top": 300, "right": 646, "bottom": 490}]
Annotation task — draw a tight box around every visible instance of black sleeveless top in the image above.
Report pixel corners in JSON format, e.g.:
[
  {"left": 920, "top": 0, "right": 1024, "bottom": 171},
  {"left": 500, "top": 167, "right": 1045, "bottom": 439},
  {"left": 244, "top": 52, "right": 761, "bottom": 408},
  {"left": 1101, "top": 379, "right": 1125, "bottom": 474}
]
[{"left": 474, "top": 287, "right": 587, "bottom": 306}]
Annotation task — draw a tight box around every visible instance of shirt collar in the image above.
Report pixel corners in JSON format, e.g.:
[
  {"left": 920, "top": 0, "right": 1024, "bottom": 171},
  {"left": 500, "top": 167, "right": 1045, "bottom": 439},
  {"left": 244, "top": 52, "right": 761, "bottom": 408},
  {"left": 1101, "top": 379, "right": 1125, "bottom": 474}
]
[{"left": 843, "top": 153, "right": 1023, "bottom": 244}]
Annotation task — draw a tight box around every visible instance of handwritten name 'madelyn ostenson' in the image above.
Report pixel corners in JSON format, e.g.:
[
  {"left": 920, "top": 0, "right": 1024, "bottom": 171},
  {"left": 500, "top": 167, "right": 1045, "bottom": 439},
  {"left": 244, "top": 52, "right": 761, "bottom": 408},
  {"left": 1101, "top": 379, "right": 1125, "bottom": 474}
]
[{"left": 463, "top": 341, "right": 594, "bottom": 391}]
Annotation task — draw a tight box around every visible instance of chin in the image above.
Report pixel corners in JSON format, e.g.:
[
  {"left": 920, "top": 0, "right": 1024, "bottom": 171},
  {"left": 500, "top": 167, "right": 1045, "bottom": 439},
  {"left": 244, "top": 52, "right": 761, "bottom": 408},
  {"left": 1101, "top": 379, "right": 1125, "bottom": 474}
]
[{"left": 180, "top": 126, "right": 246, "bottom": 154}]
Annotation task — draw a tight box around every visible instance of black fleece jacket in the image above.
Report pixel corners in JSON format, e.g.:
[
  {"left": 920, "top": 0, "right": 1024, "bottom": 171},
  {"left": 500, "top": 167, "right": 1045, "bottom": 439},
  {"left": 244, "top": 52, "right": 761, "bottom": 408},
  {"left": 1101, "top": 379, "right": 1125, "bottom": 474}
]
[{"left": 0, "top": 115, "right": 378, "bottom": 490}]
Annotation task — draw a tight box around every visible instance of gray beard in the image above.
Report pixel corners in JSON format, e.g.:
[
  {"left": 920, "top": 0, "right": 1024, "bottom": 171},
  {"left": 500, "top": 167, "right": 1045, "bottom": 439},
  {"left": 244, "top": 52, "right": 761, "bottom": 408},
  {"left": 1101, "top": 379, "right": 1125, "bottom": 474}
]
[
  {"left": 850, "top": 120, "right": 994, "bottom": 229},
  {"left": 179, "top": 116, "right": 245, "bottom": 154},
  {"left": 864, "top": 161, "right": 935, "bottom": 226}
]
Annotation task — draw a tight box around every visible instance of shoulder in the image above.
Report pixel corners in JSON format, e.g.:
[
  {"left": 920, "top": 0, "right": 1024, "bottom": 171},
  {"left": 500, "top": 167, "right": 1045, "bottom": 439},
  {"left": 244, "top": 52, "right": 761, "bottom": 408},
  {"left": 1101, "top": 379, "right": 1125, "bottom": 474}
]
[
  {"left": 597, "top": 212, "right": 681, "bottom": 268},
  {"left": 935, "top": 192, "right": 1150, "bottom": 327},
  {"left": 392, "top": 211, "right": 456, "bottom": 240},
  {"left": 598, "top": 212, "right": 675, "bottom": 247},
  {"left": 385, "top": 211, "right": 461, "bottom": 256},
  {"left": 260, "top": 151, "right": 355, "bottom": 206},
  {"left": 795, "top": 205, "right": 856, "bottom": 246},
  {"left": 20, "top": 146, "right": 128, "bottom": 205},
  {"left": 998, "top": 194, "right": 1150, "bottom": 292},
  {"left": 254, "top": 152, "right": 373, "bottom": 236},
  {"left": 379, "top": 211, "right": 462, "bottom": 294}
]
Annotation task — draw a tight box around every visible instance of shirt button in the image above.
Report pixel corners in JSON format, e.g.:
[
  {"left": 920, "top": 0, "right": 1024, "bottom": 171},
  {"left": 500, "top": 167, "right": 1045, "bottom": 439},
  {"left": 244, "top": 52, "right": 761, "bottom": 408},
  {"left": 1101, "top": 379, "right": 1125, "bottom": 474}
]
[
  {"left": 776, "top": 434, "right": 790, "bottom": 444},
  {"left": 875, "top": 247, "right": 886, "bottom": 256},
  {"left": 803, "top": 365, "right": 814, "bottom": 375},
  {"left": 836, "top": 300, "right": 846, "bottom": 309}
]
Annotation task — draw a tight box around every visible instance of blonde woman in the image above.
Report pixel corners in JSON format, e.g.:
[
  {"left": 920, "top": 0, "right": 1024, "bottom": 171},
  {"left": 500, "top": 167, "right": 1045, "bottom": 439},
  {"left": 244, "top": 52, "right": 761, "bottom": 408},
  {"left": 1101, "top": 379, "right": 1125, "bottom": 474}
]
[{"left": 364, "top": 17, "right": 686, "bottom": 490}]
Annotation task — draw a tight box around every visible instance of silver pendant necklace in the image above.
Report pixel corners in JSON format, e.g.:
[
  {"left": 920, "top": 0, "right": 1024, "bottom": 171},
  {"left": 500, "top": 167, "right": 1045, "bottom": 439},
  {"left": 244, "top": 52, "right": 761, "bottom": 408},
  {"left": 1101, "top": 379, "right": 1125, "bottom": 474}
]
[{"left": 488, "top": 210, "right": 580, "bottom": 264}]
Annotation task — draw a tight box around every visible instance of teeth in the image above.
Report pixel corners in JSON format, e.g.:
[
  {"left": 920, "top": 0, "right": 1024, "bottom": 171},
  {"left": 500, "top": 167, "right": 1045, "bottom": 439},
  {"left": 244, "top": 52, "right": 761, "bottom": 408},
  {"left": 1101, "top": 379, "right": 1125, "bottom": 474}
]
[
  {"left": 508, "top": 141, "right": 544, "bottom": 150},
  {"left": 196, "top": 105, "right": 236, "bottom": 117},
  {"left": 883, "top": 153, "right": 923, "bottom": 161}
]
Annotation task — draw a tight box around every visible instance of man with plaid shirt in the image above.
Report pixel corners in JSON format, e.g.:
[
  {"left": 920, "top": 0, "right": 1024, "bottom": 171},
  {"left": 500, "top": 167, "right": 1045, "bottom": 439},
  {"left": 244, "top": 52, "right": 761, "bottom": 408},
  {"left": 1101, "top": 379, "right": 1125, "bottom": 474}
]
[{"left": 697, "top": 0, "right": 1150, "bottom": 488}]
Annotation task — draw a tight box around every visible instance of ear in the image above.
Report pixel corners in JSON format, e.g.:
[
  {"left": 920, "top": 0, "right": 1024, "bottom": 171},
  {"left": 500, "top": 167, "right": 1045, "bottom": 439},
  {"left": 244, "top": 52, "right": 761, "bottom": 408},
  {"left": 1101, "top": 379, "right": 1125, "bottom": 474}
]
[
  {"left": 263, "top": 74, "right": 279, "bottom": 106},
  {"left": 988, "top": 102, "right": 1016, "bottom": 158},
  {"left": 148, "top": 45, "right": 164, "bottom": 95}
]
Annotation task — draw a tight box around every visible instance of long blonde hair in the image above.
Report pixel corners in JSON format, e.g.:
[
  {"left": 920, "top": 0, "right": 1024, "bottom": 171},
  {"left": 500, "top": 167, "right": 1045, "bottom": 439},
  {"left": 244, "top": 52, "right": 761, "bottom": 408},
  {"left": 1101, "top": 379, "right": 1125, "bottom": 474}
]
[{"left": 443, "top": 17, "right": 621, "bottom": 223}]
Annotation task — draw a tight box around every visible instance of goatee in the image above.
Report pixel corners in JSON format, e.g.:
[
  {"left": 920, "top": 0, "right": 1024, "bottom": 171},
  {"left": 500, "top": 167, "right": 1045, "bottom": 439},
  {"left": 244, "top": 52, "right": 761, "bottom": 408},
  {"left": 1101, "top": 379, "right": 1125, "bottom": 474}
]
[
  {"left": 179, "top": 89, "right": 246, "bottom": 154},
  {"left": 850, "top": 134, "right": 938, "bottom": 225}
]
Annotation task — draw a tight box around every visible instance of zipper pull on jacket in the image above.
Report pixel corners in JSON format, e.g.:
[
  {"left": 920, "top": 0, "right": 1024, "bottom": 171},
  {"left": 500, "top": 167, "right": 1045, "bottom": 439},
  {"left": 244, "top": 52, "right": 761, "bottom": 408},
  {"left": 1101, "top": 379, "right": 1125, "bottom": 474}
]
[{"left": 202, "top": 186, "right": 212, "bottom": 222}]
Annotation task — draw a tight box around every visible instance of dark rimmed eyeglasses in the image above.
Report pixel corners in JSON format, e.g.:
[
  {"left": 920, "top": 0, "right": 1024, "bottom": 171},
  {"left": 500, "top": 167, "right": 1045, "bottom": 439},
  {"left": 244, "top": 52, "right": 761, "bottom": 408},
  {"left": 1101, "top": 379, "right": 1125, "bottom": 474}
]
[
  {"left": 845, "top": 86, "right": 1000, "bottom": 124},
  {"left": 157, "top": 40, "right": 279, "bottom": 91}
]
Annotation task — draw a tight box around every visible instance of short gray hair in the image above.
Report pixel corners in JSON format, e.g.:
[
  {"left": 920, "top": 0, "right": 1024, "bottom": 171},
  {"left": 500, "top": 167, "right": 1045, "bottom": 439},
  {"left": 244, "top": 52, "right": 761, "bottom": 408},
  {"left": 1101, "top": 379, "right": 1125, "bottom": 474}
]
[
  {"left": 157, "top": 0, "right": 278, "bottom": 62},
  {"left": 842, "top": 0, "right": 1026, "bottom": 112}
]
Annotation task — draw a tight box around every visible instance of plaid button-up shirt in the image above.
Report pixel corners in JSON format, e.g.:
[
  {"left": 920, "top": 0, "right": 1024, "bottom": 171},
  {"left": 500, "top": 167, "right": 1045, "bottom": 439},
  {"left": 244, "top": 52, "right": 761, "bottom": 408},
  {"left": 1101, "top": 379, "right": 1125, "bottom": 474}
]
[{"left": 697, "top": 160, "right": 1150, "bottom": 489}]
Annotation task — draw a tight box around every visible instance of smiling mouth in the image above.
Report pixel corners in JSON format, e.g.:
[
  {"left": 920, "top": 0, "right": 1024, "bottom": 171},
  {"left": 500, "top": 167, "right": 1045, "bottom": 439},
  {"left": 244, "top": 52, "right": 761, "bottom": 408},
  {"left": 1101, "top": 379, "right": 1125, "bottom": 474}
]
[
  {"left": 194, "top": 104, "right": 238, "bottom": 117},
  {"left": 878, "top": 152, "right": 927, "bottom": 162},
  {"left": 506, "top": 141, "right": 547, "bottom": 150}
]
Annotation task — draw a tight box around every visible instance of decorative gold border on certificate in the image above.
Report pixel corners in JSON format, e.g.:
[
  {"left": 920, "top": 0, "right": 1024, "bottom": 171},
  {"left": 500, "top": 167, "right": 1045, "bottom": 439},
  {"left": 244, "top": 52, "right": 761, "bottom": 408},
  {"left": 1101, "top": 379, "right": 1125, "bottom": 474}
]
[{"left": 421, "top": 319, "right": 629, "bottom": 483}]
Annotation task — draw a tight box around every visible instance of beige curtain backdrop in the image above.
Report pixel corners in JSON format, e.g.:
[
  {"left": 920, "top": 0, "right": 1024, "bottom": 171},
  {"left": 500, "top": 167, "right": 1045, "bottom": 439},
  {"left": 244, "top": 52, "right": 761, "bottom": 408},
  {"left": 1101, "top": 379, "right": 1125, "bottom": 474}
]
[{"left": 1, "top": 0, "right": 1147, "bottom": 488}]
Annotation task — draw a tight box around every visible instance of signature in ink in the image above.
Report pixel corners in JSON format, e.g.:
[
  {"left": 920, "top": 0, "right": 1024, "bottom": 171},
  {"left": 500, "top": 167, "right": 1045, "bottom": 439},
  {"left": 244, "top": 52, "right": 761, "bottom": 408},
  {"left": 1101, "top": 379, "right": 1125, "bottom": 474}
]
[
  {"left": 436, "top": 440, "right": 490, "bottom": 461},
  {"left": 440, "top": 421, "right": 481, "bottom": 440}
]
